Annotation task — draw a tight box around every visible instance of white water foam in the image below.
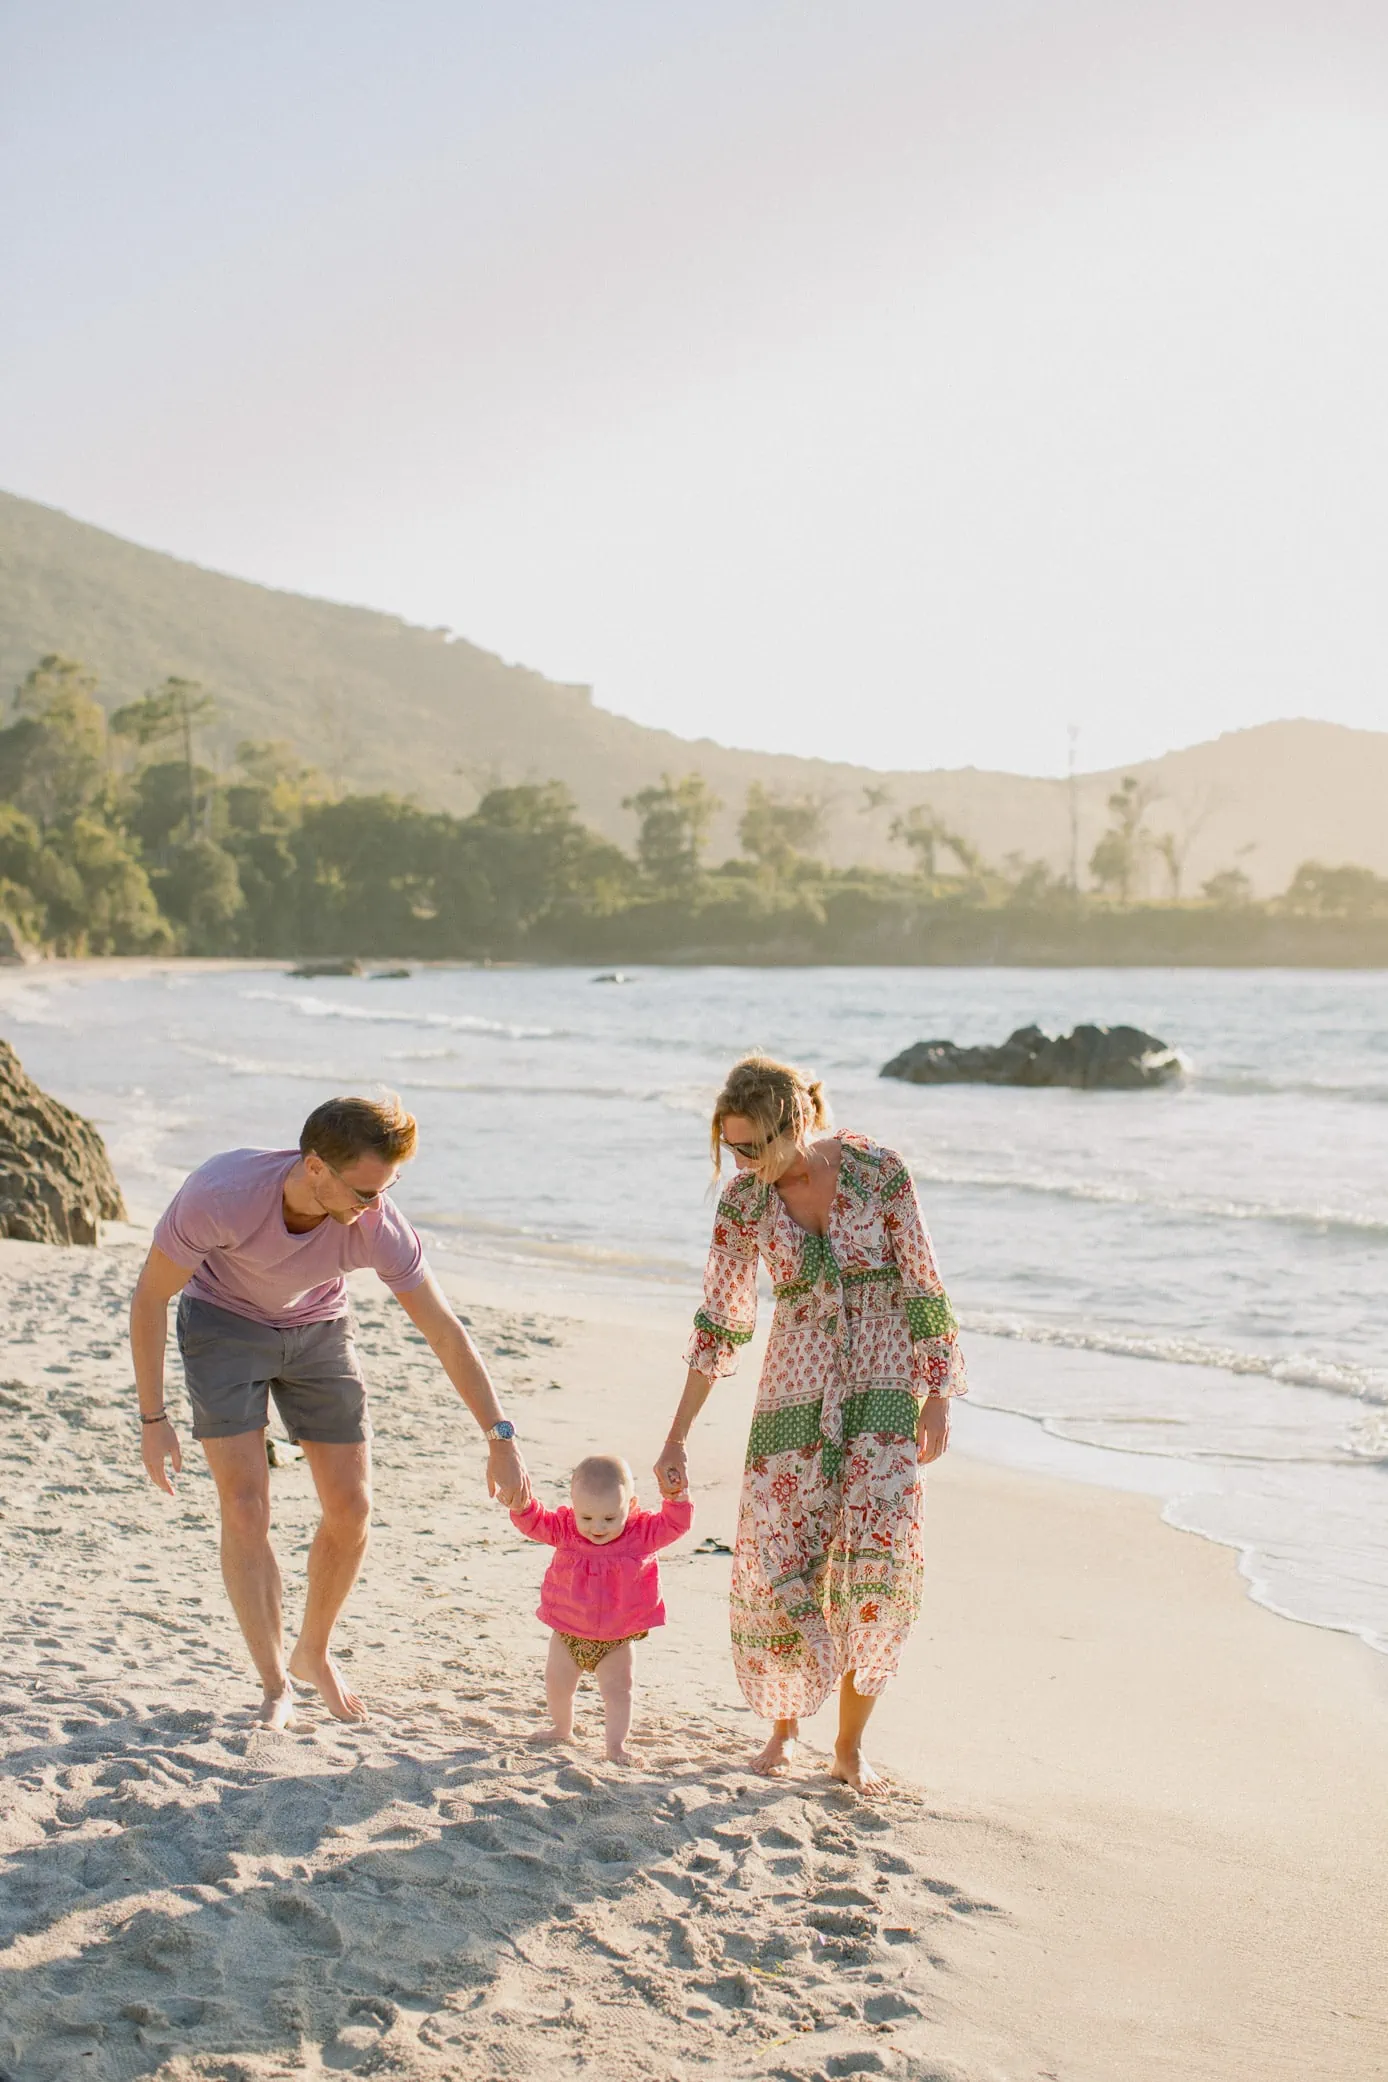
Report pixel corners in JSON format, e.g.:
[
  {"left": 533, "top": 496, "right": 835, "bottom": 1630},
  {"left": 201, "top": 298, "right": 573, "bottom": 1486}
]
[
  {"left": 959, "top": 1309, "right": 1388, "bottom": 1407},
  {"left": 909, "top": 1159, "right": 1388, "bottom": 1239},
  {"left": 4, "top": 958, "right": 1386, "bottom": 1654},
  {"left": 239, "top": 987, "right": 562, "bottom": 1041}
]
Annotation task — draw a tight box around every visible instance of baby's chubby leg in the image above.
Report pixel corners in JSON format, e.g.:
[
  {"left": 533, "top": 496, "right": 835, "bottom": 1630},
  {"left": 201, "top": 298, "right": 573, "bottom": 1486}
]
[
  {"left": 595, "top": 1641, "right": 635, "bottom": 1765},
  {"left": 530, "top": 1632, "right": 581, "bottom": 1746}
]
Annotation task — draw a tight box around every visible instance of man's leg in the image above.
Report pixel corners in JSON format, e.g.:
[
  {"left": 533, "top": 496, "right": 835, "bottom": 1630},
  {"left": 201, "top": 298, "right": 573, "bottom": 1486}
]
[
  {"left": 201, "top": 1432, "right": 295, "bottom": 1729},
  {"left": 288, "top": 1439, "right": 372, "bottom": 1721}
]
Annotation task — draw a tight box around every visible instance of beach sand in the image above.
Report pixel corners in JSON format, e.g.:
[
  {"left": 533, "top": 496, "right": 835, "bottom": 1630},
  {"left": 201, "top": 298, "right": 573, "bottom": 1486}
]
[{"left": 2, "top": 1236, "right": 1385, "bottom": 2082}]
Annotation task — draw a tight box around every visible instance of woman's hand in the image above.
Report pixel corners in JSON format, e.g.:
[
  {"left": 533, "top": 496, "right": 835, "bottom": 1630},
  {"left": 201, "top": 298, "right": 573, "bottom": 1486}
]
[
  {"left": 656, "top": 1371, "right": 712, "bottom": 1498},
  {"left": 655, "top": 1438, "right": 689, "bottom": 1499},
  {"left": 916, "top": 1394, "right": 950, "bottom": 1465}
]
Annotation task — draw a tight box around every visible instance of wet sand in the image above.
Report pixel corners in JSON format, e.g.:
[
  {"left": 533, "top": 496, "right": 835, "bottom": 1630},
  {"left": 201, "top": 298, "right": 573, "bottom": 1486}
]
[{"left": 1, "top": 1236, "right": 1385, "bottom": 2080}]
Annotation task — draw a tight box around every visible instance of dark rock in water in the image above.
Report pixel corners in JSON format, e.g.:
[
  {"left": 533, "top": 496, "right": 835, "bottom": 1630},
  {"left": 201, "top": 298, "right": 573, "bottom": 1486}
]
[
  {"left": 881, "top": 1023, "right": 1183, "bottom": 1091},
  {"left": 289, "top": 958, "right": 363, "bottom": 978},
  {"left": 0, "top": 1039, "right": 127, "bottom": 1244},
  {"left": 369, "top": 968, "right": 412, "bottom": 981}
]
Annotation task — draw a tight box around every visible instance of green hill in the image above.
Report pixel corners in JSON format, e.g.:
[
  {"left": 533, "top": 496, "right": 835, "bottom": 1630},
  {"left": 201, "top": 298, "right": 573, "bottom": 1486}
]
[{"left": 3, "top": 488, "right": 1385, "bottom": 895}]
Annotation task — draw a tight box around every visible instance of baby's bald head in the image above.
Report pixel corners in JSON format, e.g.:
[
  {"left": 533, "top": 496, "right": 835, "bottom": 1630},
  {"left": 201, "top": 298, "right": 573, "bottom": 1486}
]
[{"left": 571, "top": 1454, "right": 635, "bottom": 1544}]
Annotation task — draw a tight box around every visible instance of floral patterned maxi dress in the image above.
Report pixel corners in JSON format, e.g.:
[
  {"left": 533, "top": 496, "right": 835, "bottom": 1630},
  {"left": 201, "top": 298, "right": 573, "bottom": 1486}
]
[{"left": 684, "top": 1134, "right": 967, "bottom": 1720}]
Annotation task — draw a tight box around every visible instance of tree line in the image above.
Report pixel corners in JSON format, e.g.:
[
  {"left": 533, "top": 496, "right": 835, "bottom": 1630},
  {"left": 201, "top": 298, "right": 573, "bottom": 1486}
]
[{"left": 2, "top": 653, "right": 1385, "bottom": 962}]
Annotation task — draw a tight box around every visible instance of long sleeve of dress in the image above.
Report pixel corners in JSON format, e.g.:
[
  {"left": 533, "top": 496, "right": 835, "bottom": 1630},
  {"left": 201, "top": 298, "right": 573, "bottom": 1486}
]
[
  {"left": 683, "top": 1179, "right": 761, "bottom": 1380},
  {"left": 878, "top": 1147, "right": 968, "bottom": 1397}
]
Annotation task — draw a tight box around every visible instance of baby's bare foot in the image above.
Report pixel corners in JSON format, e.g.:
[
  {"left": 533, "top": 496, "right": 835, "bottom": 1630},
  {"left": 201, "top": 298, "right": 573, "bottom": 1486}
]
[
  {"left": 605, "top": 1742, "right": 640, "bottom": 1768},
  {"left": 528, "top": 1724, "right": 575, "bottom": 1747}
]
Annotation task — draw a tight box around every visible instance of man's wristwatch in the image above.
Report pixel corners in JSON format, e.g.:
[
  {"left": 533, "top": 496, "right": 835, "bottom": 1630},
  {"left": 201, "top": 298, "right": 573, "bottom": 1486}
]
[{"left": 485, "top": 1419, "right": 518, "bottom": 1443}]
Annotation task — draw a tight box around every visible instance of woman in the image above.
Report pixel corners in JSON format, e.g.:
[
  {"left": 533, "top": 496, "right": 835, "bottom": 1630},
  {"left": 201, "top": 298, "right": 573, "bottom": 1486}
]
[{"left": 655, "top": 1054, "right": 965, "bottom": 1793}]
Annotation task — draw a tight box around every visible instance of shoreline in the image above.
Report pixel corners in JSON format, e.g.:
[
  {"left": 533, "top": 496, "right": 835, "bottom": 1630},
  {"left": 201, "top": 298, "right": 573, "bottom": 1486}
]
[
  {"left": 425, "top": 1234, "right": 1388, "bottom": 1664},
  {"left": 3, "top": 1234, "right": 1386, "bottom": 2077},
  {"left": 37, "top": 1208, "right": 1388, "bottom": 1668},
  {"left": 6, "top": 951, "right": 1388, "bottom": 975}
]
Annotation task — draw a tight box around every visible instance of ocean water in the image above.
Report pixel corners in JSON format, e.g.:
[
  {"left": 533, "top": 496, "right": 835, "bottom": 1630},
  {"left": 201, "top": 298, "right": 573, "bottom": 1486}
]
[{"left": 3, "top": 961, "right": 1386, "bottom": 1652}]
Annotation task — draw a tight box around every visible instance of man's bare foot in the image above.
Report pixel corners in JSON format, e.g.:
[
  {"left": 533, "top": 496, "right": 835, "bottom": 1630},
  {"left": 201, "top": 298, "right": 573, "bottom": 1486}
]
[
  {"left": 256, "top": 1681, "right": 296, "bottom": 1731},
  {"left": 528, "top": 1724, "right": 574, "bottom": 1747},
  {"left": 288, "top": 1647, "right": 367, "bottom": 1722},
  {"left": 830, "top": 1744, "right": 886, "bottom": 1795},
  {"left": 752, "top": 1722, "right": 799, "bottom": 1776}
]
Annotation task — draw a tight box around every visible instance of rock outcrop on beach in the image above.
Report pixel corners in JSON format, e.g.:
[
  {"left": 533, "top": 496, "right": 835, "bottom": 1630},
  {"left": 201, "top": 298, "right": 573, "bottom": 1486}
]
[
  {"left": 0, "top": 1038, "right": 126, "bottom": 1243},
  {"left": 881, "top": 1022, "right": 1183, "bottom": 1090},
  {"left": 0, "top": 918, "right": 39, "bottom": 965}
]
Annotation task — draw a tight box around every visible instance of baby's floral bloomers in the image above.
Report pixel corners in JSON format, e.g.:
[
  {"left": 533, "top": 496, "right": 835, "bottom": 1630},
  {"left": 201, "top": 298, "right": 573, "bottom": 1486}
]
[{"left": 685, "top": 1134, "right": 966, "bottom": 1719}]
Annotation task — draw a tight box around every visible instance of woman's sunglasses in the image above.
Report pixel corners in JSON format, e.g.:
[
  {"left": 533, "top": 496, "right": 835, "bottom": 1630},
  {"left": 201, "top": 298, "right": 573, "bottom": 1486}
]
[{"left": 722, "top": 1127, "right": 788, "bottom": 1159}]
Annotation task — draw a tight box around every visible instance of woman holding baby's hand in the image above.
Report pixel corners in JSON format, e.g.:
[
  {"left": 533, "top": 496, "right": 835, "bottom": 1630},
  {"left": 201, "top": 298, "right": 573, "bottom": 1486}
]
[{"left": 656, "top": 1054, "right": 964, "bottom": 1794}]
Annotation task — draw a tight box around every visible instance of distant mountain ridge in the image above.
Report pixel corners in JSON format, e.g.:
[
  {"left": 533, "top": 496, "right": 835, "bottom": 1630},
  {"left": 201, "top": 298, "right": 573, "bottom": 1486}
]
[{"left": 2, "top": 488, "right": 1384, "bottom": 896}]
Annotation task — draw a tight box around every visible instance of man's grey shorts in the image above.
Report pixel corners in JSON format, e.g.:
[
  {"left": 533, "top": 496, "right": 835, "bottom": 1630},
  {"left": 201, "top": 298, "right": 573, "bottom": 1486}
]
[{"left": 176, "top": 1296, "right": 370, "bottom": 1445}]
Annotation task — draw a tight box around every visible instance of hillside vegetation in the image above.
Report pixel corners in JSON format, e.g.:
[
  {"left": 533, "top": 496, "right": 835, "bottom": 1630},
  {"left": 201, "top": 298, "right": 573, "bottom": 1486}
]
[
  {"left": 1, "top": 651, "right": 1385, "bottom": 966},
  {"left": 4, "top": 489, "right": 1388, "bottom": 898}
]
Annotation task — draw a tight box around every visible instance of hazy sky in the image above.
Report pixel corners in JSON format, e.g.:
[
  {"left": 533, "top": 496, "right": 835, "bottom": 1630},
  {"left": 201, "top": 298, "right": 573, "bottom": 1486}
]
[{"left": 4, "top": 1, "right": 1388, "bottom": 774}]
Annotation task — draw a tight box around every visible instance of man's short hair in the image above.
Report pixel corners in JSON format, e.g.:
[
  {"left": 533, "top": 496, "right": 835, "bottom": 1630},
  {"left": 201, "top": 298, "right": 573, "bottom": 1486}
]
[{"left": 300, "top": 1093, "right": 418, "bottom": 1172}]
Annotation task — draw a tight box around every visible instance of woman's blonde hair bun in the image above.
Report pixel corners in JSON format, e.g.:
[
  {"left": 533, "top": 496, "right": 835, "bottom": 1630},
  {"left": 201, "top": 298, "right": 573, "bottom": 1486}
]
[{"left": 711, "top": 1053, "right": 831, "bottom": 1180}]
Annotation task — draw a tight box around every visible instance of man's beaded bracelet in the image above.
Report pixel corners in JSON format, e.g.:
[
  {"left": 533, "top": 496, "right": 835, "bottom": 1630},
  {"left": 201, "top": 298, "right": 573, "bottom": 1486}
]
[{"left": 140, "top": 1408, "right": 168, "bottom": 1426}]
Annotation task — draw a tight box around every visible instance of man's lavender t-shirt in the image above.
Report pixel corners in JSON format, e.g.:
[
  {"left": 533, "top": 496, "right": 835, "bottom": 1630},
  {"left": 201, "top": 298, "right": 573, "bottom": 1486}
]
[{"left": 153, "top": 1148, "right": 428, "bottom": 1328}]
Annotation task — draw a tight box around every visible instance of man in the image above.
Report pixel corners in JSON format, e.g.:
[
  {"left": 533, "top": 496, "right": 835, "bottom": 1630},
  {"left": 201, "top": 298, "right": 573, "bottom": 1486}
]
[{"left": 131, "top": 1093, "right": 529, "bottom": 1729}]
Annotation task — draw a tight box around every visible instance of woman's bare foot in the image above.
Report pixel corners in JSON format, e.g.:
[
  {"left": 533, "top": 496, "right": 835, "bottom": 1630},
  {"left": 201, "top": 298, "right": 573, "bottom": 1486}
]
[
  {"left": 256, "top": 1681, "right": 296, "bottom": 1731},
  {"left": 288, "top": 1646, "right": 367, "bottom": 1722},
  {"left": 752, "top": 1720, "right": 799, "bottom": 1775},
  {"left": 830, "top": 1743, "right": 886, "bottom": 1795},
  {"left": 528, "top": 1724, "right": 574, "bottom": 1747}
]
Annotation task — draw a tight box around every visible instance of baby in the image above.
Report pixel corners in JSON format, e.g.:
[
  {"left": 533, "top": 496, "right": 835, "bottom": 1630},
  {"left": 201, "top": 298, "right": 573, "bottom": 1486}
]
[{"left": 510, "top": 1452, "right": 693, "bottom": 1765}]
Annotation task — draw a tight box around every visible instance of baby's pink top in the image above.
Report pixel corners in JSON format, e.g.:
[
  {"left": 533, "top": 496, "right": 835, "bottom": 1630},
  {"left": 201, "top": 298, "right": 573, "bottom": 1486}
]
[
  {"left": 510, "top": 1495, "right": 694, "bottom": 1640},
  {"left": 153, "top": 1147, "right": 427, "bottom": 1328}
]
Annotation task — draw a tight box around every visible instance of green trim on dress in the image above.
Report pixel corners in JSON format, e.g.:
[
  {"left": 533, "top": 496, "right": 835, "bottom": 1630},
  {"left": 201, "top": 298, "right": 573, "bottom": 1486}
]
[
  {"left": 694, "top": 1308, "right": 754, "bottom": 1347},
  {"left": 717, "top": 1177, "right": 772, "bottom": 1229},
  {"left": 904, "top": 1293, "right": 957, "bottom": 1340},
  {"left": 746, "top": 1399, "right": 824, "bottom": 1462},
  {"left": 744, "top": 1387, "right": 918, "bottom": 1470},
  {"left": 840, "top": 1387, "right": 919, "bottom": 1440}
]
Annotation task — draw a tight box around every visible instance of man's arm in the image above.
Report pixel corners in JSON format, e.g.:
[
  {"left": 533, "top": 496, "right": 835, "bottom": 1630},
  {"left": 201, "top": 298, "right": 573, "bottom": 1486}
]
[
  {"left": 394, "top": 1273, "right": 532, "bottom": 1510},
  {"left": 130, "top": 1245, "right": 196, "bottom": 1495}
]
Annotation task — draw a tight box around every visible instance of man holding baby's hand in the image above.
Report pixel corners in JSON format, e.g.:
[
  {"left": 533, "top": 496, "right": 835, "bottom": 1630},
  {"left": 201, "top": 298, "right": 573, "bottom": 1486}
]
[{"left": 130, "top": 1093, "right": 528, "bottom": 1728}]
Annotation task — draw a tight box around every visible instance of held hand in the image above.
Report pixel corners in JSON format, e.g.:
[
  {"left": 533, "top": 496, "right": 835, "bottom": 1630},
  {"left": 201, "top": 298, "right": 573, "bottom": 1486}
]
[
  {"left": 654, "top": 1439, "right": 689, "bottom": 1500},
  {"left": 487, "top": 1438, "right": 531, "bottom": 1511},
  {"left": 141, "top": 1417, "right": 183, "bottom": 1496},
  {"left": 916, "top": 1395, "right": 950, "bottom": 1466}
]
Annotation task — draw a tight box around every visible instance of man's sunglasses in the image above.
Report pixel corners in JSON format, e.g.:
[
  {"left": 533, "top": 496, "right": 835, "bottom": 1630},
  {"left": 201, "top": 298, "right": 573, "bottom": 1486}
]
[{"left": 322, "top": 1159, "right": 399, "bottom": 1206}]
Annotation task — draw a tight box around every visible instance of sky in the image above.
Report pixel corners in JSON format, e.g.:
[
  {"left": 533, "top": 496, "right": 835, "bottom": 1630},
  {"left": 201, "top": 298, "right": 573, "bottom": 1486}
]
[{"left": 3, "top": 0, "right": 1388, "bottom": 776}]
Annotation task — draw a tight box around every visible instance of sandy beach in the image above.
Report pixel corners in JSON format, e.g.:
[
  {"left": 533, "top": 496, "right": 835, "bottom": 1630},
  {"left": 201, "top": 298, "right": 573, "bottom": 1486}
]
[{"left": 2, "top": 1234, "right": 1386, "bottom": 2082}]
